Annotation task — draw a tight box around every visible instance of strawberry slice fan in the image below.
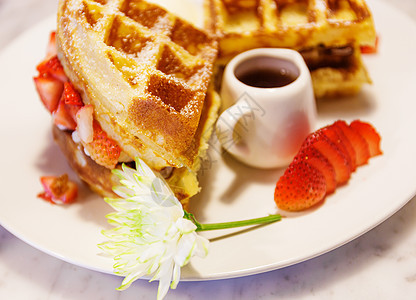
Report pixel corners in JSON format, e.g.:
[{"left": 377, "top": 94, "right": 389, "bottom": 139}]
[{"left": 274, "top": 120, "right": 382, "bottom": 212}]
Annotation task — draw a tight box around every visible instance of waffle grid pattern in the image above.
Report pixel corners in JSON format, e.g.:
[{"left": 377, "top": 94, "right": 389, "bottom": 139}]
[
  {"left": 59, "top": 0, "right": 218, "bottom": 168},
  {"left": 208, "top": 0, "right": 375, "bottom": 57},
  {"left": 83, "top": 0, "right": 215, "bottom": 113}
]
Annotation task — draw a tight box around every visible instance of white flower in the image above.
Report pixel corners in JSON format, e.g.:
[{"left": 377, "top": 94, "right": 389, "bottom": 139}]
[{"left": 99, "top": 158, "right": 209, "bottom": 300}]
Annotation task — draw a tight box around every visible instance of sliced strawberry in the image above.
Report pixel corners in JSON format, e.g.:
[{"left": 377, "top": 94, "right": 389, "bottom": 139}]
[
  {"left": 33, "top": 76, "right": 64, "bottom": 113},
  {"left": 360, "top": 36, "right": 379, "bottom": 54},
  {"left": 294, "top": 146, "right": 337, "bottom": 194},
  {"left": 38, "top": 174, "right": 78, "bottom": 205},
  {"left": 53, "top": 96, "right": 77, "bottom": 130},
  {"left": 301, "top": 130, "right": 351, "bottom": 185},
  {"left": 46, "top": 31, "right": 57, "bottom": 58},
  {"left": 65, "top": 103, "right": 83, "bottom": 124},
  {"left": 36, "top": 55, "right": 67, "bottom": 83},
  {"left": 63, "top": 82, "right": 83, "bottom": 106},
  {"left": 83, "top": 121, "right": 121, "bottom": 169},
  {"left": 350, "top": 120, "right": 382, "bottom": 157},
  {"left": 320, "top": 126, "right": 355, "bottom": 172},
  {"left": 334, "top": 125, "right": 357, "bottom": 171},
  {"left": 273, "top": 120, "right": 382, "bottom": 212},
  {"left": 314, "top": 139, "right": 351, "bottom": 185},
  {"left": 76, "top": 105, "right": 94, "bottom": 143},
  {"left": 324, "top": 124, "right": 357, "bottom": 171},
  {"left": 274, "top": 161, "right": 326, "bottom": 212},
  {"left": 61, "top": 82, "right": 84, "bottom": 123},
  {"left": 334, "top": 120, "right": 370, "bottom": 166}
]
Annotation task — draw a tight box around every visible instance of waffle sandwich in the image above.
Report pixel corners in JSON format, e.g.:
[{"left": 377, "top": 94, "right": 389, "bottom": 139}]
[
  {"left": 205, "top": 0, "right": 377, "bottom": 97},
  {"left": 48, "top": 0, "right": 220, "bottom": 206}
]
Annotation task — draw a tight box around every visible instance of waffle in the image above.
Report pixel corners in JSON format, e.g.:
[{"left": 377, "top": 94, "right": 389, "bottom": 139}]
[
  {"left": 56, "top": 0, "right": 220, "bottom": 202},
  {"left": 205, "top": 0, "right": 377, "bottom": 97},
  {"left": 57, "top": 0, "right": 218, "bottom": 171},
  {"left": 52, "top": 90, "right": 221, "bottom": 207}
]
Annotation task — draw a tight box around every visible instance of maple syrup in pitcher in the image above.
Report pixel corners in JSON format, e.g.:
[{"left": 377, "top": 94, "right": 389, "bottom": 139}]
[
  {"left": 234, "top": 56, "right": 300, "bottom": 88},
  {"left": 218, "top": 48, "right": 316, "bottom": 168}
]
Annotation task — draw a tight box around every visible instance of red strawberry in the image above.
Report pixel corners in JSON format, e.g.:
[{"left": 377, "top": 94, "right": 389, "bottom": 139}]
[
  {"left": 65, "top": 104, "right": 83, "bottom": 125},
  {"left": 38, "top": 174, "right": 78, "bottom": 205},
  {"left": 314, "top": 139, "right": 351, "bottom": 185},
  {"left": 360, "top": 36, "right": 379, "bottom": 54},
  {"left": 334, "top": 120, "right": 370, "bottom": 166},
  {"left": 324, "top": 125, "right": 357, "bottom": 171},
  {"left": 46, "top": 31, "right": 57, "bottom": 58},
  {"left": 274, "top": 120, "right": 382, "bottom": 212},
  {"left": 350, "top": 120, "right": 382, "bottom": 157},
  {"left": 274, "top": 161, "right": 326, "bottom": 211},
  {"left": 36, "top": 55, "right": 67, "bottom": 83},
  {"left": 294, "top": 146, "right": 337, "bottom": 194},
  {"left": 301, "top": 130, "right": 351, "bottom": 185},
  {"left": 53, "top": 96, "right": 77, "bottom": 130},
  {"left": 62, "top": 82, "right": 83, "bottom": 106},
  {"left": 62, "top": 82, "right": 84, "bottom": 123},
  {"left": 83, "top": 121, "right": 121, "bottom": 169},
  {"left": 33, "top": 76, "right": 64, "bottom": 113}
]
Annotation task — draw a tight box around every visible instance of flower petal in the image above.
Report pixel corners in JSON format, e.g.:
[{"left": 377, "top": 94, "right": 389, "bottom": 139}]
[
  {"left": 100, "top": 158, "right": 210, "bottom": 300},
  {"left": 170, "top": 262, "right": 181, "bottom": 289},
  {"left": 194, "top": 235, "right": 210, "bottom": 258}
]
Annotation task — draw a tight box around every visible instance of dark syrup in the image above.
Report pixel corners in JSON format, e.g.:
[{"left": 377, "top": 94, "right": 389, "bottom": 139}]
[{"left": 237, "top": 68, "right": 297, "bottom": 88}]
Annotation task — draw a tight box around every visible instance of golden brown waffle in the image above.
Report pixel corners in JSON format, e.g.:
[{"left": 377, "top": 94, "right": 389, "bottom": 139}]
[
  {"left": 57, "top": 0, "right": 218, "bottom": 171},
  {"left": 52, "top": 90, "right": 221, "bottom": 207},
  {"left": 206, "top": 0, "right": 376, "bottom": 97},
  {"left": 56, "top": 0, "right": 220, "bottom": 203},
  {"left": 206, "top": 0, "right": 376, "bottom": 58}
]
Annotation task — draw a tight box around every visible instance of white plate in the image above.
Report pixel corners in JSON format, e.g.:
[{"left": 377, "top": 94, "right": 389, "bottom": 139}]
[{"left": 1, "top": 0, "right": 416, "bottom": 281}]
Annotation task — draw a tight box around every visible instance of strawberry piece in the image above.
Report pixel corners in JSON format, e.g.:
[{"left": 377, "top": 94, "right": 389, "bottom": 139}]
[
  {"left": 350, "top": 120, "right": 382, "bottom": 157},
  {"left": 301, "top": 130, "right": 351, "bottom": 185},
  {"left": 33, "top": 76, "right": 64, "bottom": 113},
  {"left": 360, "top": 36, "right": 379, "bottom": 54},
  {"left": 323, "top": 125, "right": 357, "bottom": 171},
  {"left": 314, "top": 138, "right": 351, "bottom": 185},
  {"left": 63, "top": 82, "right": 83, "bottom": 106},
  {"left": 333, "top": 125, "right": 357, "bottom": 171},
  {"left": 38, "top": 174, "right": 78, "bottom": 205},
  {"left": 274, "top": 161, "right": 326, "bottom": 212},
  {"left": 294, "top": 146, "right": 337, "bottom": 194},
  {"left": 334, "top": 120, "right": 370, "bottom": 166},
  {"left": 36, "top": 55, "right": 67, "bottom": 83},
  {"left": 84, "top": 121, "right": 121, "bottom": 169},
  {"left": 273, "top": 120, "right": 382, "bottom": 212},
  {"left": 65, "top": 103, "right": 83, "bottom": 125},
  {"left": 53, "top": 96, "right": 77, "bottom": 130},
  {"left": 46, "top": 31, "right": 57, "bottom": 58},
  {"left": 62, "top": 82, "right": 84, "bottom": 123}
]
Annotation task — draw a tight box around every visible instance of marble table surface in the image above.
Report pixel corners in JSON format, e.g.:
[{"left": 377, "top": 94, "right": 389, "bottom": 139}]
[{"left": 1, "top": 0, "right": 416, "bottom": 299}]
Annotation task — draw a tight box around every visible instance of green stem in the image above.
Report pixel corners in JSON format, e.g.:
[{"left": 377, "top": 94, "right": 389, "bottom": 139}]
[{"left": 184, "top": 211, "right": 281, "bottom": 232}]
